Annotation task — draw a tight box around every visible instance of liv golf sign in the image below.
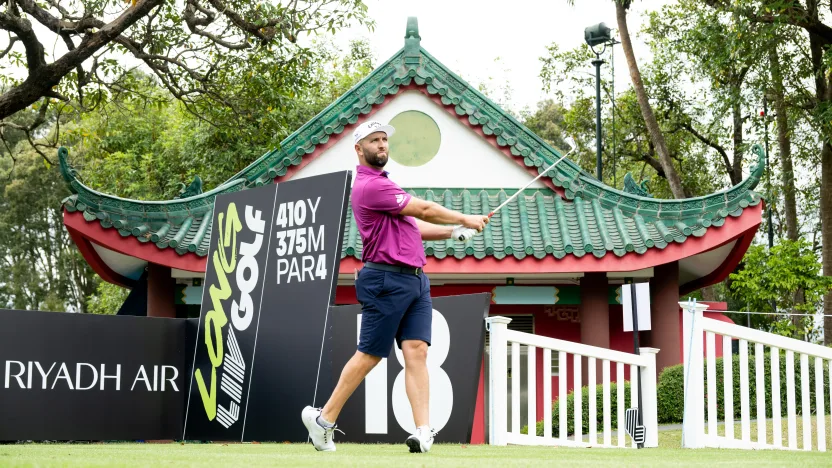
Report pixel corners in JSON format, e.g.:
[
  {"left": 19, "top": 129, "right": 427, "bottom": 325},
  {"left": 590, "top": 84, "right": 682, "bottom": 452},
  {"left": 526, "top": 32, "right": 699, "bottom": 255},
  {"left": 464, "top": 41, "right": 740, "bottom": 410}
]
[{"left": 184, "top": 171, "right": 351, "bottom": 442}]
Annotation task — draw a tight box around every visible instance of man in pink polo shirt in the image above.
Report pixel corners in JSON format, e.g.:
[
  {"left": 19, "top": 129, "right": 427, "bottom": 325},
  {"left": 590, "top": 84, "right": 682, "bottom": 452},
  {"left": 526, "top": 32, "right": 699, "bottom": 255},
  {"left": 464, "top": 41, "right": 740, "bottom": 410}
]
[{"left": 302, "top": 120, "right": 488, "bottom": 453}]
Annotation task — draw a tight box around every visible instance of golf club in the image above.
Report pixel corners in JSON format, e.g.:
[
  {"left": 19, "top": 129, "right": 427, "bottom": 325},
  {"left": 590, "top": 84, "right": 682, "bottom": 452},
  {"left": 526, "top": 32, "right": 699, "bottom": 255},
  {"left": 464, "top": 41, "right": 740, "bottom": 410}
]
[
  {"left": 454, "top": 137, "right": 578, "bottom": 241},
  {"left": 487, "top": 136, "right": 578, "bottom": 218}
]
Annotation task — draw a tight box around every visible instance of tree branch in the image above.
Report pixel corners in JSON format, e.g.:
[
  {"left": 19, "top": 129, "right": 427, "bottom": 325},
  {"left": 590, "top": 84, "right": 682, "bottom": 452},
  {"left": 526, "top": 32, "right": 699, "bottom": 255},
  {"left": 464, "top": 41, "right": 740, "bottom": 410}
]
[
  {"left": 0, "top": 0, "right": 165, "bottom": 120},
  {"left": 0, "top": 35, "right": 18, "bottom": 60},
  {"left": 0, "top": 9, "right": 46, "bottom": 71},
  {"left": 703, "top": 0, "right": 832, "bottom": 45},
  {"left": 205, "top": 0, "right": 285, "bottom": 43},
  {"left": 680, "top": 121, "right": 733, "bottom": 177}
]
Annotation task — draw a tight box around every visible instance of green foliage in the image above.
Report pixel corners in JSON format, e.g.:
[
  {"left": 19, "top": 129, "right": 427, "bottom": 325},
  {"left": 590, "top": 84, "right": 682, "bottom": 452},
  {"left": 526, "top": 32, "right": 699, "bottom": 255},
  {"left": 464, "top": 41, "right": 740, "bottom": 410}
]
[
  {"left": 657, "top": 353, "right": 832, "bottom": 424},
  {"left": 0, "top": 38, "right": 373, "bottom": 312},
  {"left": 1, "top": 0, "right": 372, "bottom": 157},
  {"left": 520, "top": 100, "right": 571, "bottom": 154},
  {"left": 522, "top": 381, "right": 632, "bottom": 437},
  {"left": 728, "top": 239, "right": 832, "bottom": 339},
  {"left": 61, "top": 39, "right": 375, "bottom": 199},
  {"left": 0, "top": 149, "right": 96, "bottom": 312},
  {"left": 86, "top": 282, "right": 130, "bottom": 315},
  {"left": 535, "top": 41, "right": 721, "bottom": 198}
]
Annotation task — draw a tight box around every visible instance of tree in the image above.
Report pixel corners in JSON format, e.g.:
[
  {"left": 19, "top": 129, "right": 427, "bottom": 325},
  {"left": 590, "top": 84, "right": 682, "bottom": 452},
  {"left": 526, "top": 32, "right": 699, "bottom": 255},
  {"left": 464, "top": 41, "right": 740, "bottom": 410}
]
[
  {"left": 520, "top": 100, "right": 571, "bottom": 152},
  {"left": 0, "top": 37, "right": 375, "bottom": 313},
  {"left": 0, "top": 0, "right": 370, "bottom": 163},
  {"left": 0, "top": 148, "right": 95, "bottom": 312},
  {"left": 701, "top": 0, "right": 832, "bottom": 344},
  {"left": 537, "top": 44, "right": 720, "bottom": 198},
  {"left": 614, "top": 0, "right": 686, "bottom": 199},
  {"left": 729, "top": 239, "right": 832, "bottom": 341},
  {"left": 645, "top": 3, "right": 769, "bottom": 187}
]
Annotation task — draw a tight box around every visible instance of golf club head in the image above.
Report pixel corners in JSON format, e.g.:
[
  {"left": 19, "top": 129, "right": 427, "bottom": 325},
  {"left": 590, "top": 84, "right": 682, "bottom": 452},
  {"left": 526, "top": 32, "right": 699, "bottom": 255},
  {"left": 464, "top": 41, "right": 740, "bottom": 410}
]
[{"left": 564, "top": 136, "right": 577, "bottom": 155}]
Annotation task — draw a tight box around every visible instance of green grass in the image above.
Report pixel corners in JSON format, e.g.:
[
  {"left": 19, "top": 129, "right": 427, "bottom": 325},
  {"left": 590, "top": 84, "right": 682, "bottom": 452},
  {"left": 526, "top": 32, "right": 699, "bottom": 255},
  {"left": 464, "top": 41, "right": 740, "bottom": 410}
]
[
  {"left": 0, "top": 428, "right": 829, "bottom": 467},
  {"left": 706, "top": 414, "right": 832, "bottom": 449}
]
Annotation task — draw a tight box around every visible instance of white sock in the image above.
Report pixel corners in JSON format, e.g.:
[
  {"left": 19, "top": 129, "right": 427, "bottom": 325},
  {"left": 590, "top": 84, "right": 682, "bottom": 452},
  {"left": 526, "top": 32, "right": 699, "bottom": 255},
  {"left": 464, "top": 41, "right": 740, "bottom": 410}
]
[{"left": 317, "top": 415, "right": 335, "bottom": 428}]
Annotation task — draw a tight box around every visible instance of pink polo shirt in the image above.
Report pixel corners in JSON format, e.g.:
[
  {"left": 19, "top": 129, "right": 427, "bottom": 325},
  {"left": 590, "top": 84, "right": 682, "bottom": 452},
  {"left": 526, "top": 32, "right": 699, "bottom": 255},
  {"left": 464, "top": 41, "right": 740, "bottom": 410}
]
[{"left": 351, "top": 165, "right": 426, "bottom": 268}]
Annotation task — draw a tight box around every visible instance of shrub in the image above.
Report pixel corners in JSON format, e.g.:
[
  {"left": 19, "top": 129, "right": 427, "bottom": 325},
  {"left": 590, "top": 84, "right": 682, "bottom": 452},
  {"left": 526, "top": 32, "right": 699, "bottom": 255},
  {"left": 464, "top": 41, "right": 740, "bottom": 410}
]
[
  {"left": 656, "top": 352, "right": 831, "bottom": 424},
  {"left": 523, "top": 381, "right": 632, "bottom": 436}
]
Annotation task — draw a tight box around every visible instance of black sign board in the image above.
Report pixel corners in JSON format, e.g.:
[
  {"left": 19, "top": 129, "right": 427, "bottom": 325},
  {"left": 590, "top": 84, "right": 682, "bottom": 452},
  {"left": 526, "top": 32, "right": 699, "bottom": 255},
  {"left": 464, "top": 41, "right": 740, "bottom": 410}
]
[
  {"left": 324, "top": 293, "right": 490, "bottom": 444},
  {"left": 0, "top": 310, "right": 186, "bottom": 441},
  {"left": 183, "top": 171, "right": 351, "bottom": 441}
]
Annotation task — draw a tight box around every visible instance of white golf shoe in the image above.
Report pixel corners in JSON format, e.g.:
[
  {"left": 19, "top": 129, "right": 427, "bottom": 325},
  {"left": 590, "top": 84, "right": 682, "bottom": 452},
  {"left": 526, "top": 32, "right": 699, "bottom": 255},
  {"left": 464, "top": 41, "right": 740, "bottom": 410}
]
[
  {"left": 405, "top": 426, "right": 436, "bottom": 453},
  {"left": 301, "top": 406, "right": 341, "bottom": 452}
]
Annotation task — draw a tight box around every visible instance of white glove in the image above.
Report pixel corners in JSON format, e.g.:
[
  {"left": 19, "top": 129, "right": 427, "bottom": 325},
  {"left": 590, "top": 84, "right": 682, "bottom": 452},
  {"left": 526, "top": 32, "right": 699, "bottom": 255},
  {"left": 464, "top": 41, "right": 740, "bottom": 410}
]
[{"left": 452, "top": 225, "right": 477, "bottom": 241}]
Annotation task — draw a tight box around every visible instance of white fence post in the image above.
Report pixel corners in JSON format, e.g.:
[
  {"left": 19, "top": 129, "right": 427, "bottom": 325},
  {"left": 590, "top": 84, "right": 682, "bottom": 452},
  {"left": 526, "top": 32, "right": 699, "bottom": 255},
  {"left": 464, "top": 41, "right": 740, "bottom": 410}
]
[
  {"left": 681, "top": 300, "right": 709, "bottom": 448},
  {"left": 639, "top": 347, "right": 660, "bottom": 448},
  {"left": 486, "top": 316, "right": 512, "bottom": 446}
]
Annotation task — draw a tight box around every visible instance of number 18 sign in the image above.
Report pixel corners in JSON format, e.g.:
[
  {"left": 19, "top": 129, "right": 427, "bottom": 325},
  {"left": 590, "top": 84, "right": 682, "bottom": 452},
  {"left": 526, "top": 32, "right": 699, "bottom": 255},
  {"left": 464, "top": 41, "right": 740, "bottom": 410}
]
[{"left": 325, "top": 294, "right": 491, "bottom": 444}]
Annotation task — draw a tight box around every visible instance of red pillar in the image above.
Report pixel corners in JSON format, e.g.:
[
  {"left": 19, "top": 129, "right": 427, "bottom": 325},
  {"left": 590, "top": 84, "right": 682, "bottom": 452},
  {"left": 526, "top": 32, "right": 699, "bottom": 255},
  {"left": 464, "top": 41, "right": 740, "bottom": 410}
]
[
  {"left": 580, "top": 272, "right": 609, "bottom": 384},
  {"left": 648, "top": 261, "right": 680, "bottom": 373},
  {"left": 147, "top": 263, "right": 175, "bottom": 318}
]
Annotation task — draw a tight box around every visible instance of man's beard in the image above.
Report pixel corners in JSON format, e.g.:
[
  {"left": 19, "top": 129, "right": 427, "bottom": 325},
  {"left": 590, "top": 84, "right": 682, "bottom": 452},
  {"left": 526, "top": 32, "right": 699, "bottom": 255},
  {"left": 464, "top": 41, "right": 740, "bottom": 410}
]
[{"left": 365, "top": 150, "right": 388, "bottom": 168}]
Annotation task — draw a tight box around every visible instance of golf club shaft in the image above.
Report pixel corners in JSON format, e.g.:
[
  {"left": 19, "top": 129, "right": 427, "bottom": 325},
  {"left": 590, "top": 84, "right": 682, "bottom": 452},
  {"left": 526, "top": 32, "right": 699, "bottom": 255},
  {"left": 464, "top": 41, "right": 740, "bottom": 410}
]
[{"left": 487, "top": 147, "right": 575, "bottom": 218}]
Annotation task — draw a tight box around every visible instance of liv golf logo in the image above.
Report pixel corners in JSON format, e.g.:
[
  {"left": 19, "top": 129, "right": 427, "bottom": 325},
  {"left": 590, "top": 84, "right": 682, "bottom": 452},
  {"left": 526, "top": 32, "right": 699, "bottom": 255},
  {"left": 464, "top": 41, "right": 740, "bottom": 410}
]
[
  {"left": 185, "top": 183, "right": 276, "bottom": 441},
  {"left": 184, "top": 171, "right": 352, "bottom": 442},
  {"left": 194, "top": 202, "right": 266, "bottom": 429}
]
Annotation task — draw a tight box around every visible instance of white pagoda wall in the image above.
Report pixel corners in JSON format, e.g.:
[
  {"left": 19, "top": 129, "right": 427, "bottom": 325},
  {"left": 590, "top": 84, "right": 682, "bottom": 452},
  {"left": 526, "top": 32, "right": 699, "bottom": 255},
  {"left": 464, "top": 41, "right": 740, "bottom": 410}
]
[{"left": 293, "top": 90, "right": 547, "bottom": 189}]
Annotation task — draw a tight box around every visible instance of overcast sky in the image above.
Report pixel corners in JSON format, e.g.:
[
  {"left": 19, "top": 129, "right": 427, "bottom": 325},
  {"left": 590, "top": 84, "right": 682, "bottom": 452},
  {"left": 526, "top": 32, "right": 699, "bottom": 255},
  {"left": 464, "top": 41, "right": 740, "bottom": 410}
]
[{"left": 329, "top": 0, "right": 671, "bottom": 113}]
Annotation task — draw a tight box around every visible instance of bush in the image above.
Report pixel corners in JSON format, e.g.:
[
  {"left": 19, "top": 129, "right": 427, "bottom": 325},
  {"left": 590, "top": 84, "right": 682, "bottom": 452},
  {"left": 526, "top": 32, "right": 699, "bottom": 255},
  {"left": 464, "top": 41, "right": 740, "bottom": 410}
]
[
  {"left": 656, "top": 352, "right": 831, "bottom": 424},
  {"left": 523, "top": 381, "right": 632, "bottom": 437}
]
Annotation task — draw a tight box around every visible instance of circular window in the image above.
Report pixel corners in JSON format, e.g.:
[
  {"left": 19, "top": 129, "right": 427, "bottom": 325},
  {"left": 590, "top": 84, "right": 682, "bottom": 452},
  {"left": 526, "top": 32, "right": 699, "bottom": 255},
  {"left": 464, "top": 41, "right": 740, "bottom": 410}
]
[{"left": 388, "top": 110, "right": 441, "bottom": 167}]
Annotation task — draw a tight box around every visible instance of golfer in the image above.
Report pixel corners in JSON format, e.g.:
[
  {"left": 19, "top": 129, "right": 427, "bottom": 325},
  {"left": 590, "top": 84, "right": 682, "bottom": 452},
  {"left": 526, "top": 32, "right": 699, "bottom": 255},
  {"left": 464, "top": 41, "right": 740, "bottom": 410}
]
[{"left": 302, "top": 120, "right": 489, "bottom": 453}]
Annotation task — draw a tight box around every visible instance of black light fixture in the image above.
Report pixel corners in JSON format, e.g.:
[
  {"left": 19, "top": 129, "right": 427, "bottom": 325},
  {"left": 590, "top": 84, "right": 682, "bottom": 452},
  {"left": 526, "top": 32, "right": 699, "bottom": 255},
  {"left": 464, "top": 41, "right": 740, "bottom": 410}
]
[
  {"left": 584, "top": 22, "right": 612, "bottom": 48},
  {"left": 584, "top": 22, "right": 614, "bottom": 182}
]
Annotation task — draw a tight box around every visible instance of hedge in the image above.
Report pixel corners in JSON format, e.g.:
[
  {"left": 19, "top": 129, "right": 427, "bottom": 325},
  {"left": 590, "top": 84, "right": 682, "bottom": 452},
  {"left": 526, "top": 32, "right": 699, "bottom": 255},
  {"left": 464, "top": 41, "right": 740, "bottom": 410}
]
[
  {"left": 523, "top": 381, "right": 632, "bottom": 437},
  {"left": 657, "top": 352, "right": 831, "bottom": 424},
  {"left": 522, "top": 351, "right": 830, "bottom": 435}
]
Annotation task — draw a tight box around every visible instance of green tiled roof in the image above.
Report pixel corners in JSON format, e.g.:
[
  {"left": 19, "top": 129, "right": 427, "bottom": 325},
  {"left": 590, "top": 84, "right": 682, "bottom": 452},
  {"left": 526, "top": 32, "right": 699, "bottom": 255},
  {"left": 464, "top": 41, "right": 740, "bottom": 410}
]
[{"left": 59, "top": 17, "right": 765, "bottom": 264}]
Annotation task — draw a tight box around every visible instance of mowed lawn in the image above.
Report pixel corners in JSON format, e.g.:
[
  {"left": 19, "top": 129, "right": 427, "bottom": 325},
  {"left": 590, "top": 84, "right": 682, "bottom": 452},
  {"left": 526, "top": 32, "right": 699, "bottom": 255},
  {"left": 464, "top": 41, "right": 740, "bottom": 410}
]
[{"left": 2, "top": 429, "right": 831, "bottom": 468}]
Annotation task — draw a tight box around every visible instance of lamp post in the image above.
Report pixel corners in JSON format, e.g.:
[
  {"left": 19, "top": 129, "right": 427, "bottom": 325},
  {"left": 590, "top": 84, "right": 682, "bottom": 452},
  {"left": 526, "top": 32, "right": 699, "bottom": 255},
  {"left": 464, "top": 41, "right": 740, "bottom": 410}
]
[
  {"left": 585, "top": 22, "right": 613, "bottom": 182},
  {"left": 761, "top": 97, "right": 773, "bottom": 249}
]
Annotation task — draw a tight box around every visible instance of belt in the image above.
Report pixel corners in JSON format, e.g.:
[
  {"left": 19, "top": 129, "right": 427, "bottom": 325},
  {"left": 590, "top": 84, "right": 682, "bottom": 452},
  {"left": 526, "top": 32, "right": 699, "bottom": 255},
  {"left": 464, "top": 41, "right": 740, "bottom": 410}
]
[{"left": 364, "top": 261, "right": 422, "bottom": 276}]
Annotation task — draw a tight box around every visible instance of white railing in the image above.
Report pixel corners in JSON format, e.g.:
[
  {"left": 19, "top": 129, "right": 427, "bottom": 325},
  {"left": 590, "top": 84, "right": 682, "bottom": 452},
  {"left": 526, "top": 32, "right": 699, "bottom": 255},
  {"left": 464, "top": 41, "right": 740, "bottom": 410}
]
[
  {"left": 486, "top": 316, "right": 659, "bottom": 448},
  {"left": 681, "top": 300, "right": 832, "bottom": 451}
]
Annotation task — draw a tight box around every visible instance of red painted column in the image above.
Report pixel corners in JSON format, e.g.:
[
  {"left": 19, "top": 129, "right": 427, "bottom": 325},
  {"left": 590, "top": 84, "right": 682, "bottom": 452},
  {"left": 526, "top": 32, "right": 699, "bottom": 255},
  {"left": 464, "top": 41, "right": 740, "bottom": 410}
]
[
  {"left": 147, "top": 263, "right": 176, "bottom": 318},
  {"left": 648, "top": 261, "right": 680, "bottom": 374},
  {"left": 580, "top": 272, "right": 609, "bottom": 385}
]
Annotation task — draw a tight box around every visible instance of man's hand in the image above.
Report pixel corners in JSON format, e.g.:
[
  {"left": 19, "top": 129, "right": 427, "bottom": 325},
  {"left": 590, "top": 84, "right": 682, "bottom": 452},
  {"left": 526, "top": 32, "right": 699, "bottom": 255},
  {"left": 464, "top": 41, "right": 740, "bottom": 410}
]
[{"left": 461, "top": 215, "right": 490, "bottom": 232}]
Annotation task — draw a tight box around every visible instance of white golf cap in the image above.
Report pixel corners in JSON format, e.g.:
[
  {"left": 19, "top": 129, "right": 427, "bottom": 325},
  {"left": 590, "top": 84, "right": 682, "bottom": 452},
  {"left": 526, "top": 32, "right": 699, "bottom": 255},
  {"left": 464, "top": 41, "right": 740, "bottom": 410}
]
[{"left": 353, "top": 120, "right": 395, "bottom": 145}]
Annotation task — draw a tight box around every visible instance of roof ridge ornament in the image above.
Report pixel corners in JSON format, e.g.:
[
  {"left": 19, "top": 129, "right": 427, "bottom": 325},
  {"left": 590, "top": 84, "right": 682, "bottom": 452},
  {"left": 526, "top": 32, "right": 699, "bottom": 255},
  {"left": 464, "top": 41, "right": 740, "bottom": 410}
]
[
  {"left": 623, "top": 173, "right": 653, "bottom": 198},
  {"left": 404, "top": 17, "right": 421, "bottom": 63}
]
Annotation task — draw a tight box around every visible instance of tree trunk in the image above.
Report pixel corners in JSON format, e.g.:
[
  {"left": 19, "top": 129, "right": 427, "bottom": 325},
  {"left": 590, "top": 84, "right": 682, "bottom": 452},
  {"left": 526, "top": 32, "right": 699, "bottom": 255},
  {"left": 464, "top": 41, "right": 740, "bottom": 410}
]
[
  {"left": 822, "top": 141, "right": 832, "bottom": 345},
  {"left": 769, "top": 46, "right": 799, "bottom": 242},
  {"left": 615, "top": 0, "right": 686, "bottom": 199},
  {"left": 808, "top": 27, "right": 832, "bottom": 345},
  {"left": 768, "top": 44, "right": 804, "bottom": 336},
  {"left": 731, "top": 97, "right": 744, "bottom": 185}
]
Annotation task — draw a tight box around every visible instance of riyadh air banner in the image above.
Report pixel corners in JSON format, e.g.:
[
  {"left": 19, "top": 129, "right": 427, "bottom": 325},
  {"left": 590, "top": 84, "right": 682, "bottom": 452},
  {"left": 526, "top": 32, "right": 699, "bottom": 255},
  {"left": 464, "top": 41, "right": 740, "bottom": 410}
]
[
  {"left": 184, "top": 171, "right": 351, "bottom": 441},
  {"left": 325, "top": 294, "right": 490, "bottom": 444},
  {"left": 0, "top": 310, "right": 186, "bottom": 441}
]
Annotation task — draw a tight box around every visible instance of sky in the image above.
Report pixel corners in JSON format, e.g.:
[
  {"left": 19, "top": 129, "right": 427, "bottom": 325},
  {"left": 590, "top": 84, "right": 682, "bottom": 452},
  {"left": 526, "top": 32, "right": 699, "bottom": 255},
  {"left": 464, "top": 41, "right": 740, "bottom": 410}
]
[{"left": 327, "top": 0, "right": 671, "bottom": 113}]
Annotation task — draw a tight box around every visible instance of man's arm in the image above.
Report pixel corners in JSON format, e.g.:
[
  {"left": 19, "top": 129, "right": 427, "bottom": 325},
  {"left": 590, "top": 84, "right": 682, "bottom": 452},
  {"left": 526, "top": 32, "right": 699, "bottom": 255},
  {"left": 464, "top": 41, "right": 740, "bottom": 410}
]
[
  {"left": 414, "top": 219, "right": 454, "bottom": 241},
  {"left": 400, "top": 197, "right": 489, "bottom": 231}
]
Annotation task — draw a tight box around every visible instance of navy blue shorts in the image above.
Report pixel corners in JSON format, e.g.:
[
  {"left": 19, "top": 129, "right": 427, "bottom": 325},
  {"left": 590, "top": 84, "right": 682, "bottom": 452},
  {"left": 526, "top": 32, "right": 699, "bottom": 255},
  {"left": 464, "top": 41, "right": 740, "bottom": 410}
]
[{"left": 355, "top": 267, "right": 432, "bottom": 358}]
